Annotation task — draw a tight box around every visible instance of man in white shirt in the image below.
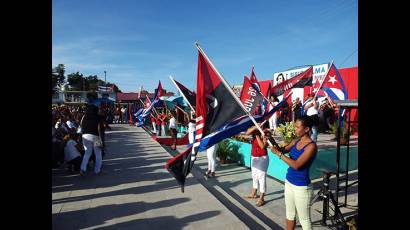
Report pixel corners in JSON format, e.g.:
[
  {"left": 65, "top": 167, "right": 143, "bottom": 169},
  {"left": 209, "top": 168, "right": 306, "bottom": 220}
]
[
  {"left": 56, "top": 117, "right": 70, "bottom": 134},
  {"left": 268, "top": 96, "right": 279, "bottom": 135},
  {"left": 169, "top": 111, "right": 177, "bottom": 150},
  {"left": 64, "top": 133, "right": 83, "bottom": 172},
  {"left": 66, "top": 116, "right": 77, "bottom": 130},
  {"left": 121, "top": 107, "right": 127, "bottom": 123},
  {"left": 304, "top": 94, "right": 319, "bottom": 142},
  {"left": 188, "top": 114, "right": 196, "bottom": 144}
]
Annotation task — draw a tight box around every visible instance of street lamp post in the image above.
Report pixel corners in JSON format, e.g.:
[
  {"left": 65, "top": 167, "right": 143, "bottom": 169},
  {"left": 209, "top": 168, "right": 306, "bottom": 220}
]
[{"left": 104, "top": 70, "right": 107, "bottom": 86}]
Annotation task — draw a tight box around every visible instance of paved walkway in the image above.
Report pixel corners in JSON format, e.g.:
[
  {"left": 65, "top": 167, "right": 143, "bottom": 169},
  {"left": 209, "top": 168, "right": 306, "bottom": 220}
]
[
  {"left": 52, "top": 124, "right": 358, "bottom": 229},
  {"left": 52, "top": 125, "right": 248, "bottom": 230}
]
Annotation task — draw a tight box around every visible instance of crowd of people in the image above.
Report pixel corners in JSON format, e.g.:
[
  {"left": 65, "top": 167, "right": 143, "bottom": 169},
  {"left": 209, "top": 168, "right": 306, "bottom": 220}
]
[
  {"left": 267, "top": 93, "right": 338, "bottom": 138},
  {"left": 52, "top": 103, "right": 137, "bottom": 174},
  {"left": 148, "top": 107, "right": 191, "bottom": 136}
]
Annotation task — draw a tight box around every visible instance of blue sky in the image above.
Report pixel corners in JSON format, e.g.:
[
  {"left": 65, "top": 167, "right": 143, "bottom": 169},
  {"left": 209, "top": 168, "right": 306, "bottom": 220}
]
[{"left": 52, "top": 0, "right": 357, "bottom": 93}]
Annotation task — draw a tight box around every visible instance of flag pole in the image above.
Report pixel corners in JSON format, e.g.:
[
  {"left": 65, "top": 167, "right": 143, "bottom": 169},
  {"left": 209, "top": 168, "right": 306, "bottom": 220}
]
[
  {"left": 254, "top": 86, "right": 277, "bottom": 109},
  {"left": 314, "top": 60, "right": 334, "bottom": 98},
  {"left": 163, "top": 97, "right": 169, "bottom": 115},
  {"left": 139, "top": 98, "right": 155, "bottom": 116},
  {"left": 169, "top": 75, "right": 196, "bottom": 114},
  {"left": 195, "top": 42, "right": 279, "bottom": 147},
  {"left": 175, "top": 104, "right": 188, "bottom": 115},
  {"left": 248, "top": 67, "right": 280, "bottom": 112},
  {"left": 256, "top": 88, "right": 293, "bottom": 125},
  {"left": 145, "top": 95, "right": 159, "bottom": 116}
]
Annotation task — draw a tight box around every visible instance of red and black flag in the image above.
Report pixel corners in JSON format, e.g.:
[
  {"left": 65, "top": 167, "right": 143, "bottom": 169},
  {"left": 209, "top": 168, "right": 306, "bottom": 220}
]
[
  {"left": 240, "top": 76, "right": 262, "bottom": 115},
  {"left": 193, "top": 47, "right": 246, "bottom": 137},
  {"left": 170, "top": 77, "right": 196, "bottom": 108},
  {"left": 249, "top": 66, "right": 261, "bottom": 93},
  {"left": 184, "top": 45, "right": 247, "bottom": 180},
  {"left": 248, "top": 66, "right": 271, "bottom": 114},
  {"left": 166, "top": 44, "right": 247, "bottom": 192},
  {"left": 164, "top": 146, "right": 192, "bottom": 192},
  {"left": 270, "top": 66, "right": 313, "bottom": 97}
]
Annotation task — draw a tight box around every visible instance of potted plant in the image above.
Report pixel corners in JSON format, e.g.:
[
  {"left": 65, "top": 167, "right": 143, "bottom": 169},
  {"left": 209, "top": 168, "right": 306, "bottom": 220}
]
[
  {"left": 227, "top": 141, "right": 240, "bottom": 163},
  {"left": 276, "top": 122, "right": 296, "bottom": 146},
  {"left": 216, "top": 139, "right": 240, "bottom": 164}
]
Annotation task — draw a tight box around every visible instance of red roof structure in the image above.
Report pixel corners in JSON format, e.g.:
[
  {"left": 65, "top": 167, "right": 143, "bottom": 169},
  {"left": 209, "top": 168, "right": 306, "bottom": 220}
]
[
  {"left": 139, "top": 91, "right": 175, "bottom": 99},
  {"left": 139, "top": 92, "right": 155, "bottom": 99},
  {"left": 116, "top": 90, "right": 176, "bottom": 103},
  {"left": 116, "top": 93, "right": 139, "bottom": 102}
]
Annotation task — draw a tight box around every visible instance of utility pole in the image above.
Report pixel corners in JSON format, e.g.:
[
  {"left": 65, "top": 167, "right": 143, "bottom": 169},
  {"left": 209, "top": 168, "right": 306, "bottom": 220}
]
[{"left": 104, "top": 70, "right": 107, "bottom": 86}]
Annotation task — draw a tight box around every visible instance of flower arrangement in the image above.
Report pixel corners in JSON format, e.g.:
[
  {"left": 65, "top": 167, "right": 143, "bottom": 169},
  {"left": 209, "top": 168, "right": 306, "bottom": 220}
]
[{"left": 276, "top": 122, "right": 296, "bottom": 144}]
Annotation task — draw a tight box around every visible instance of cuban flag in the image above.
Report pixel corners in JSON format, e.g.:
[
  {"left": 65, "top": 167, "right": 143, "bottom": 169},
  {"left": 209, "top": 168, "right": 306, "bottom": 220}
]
[
  {"left": 312, "top": 63, "right": 349, "bottom": 119},
  {"left": 137, "top": 81, "right": 163, "bottom": 126},
  {"left": 98, "top": 85, "right": 113, "bottom": 92},
  {"left": 312, "top": 63, "right": 348, "bottom": 101},
  {"left": 300, "top": 97, "right": 312, "bottom": 116},
  {"left": 134, "top": 107, "right": 144, "bottom": 118},
  {"left": 145, "top": 96, "right": 151, "bottom": 108}
]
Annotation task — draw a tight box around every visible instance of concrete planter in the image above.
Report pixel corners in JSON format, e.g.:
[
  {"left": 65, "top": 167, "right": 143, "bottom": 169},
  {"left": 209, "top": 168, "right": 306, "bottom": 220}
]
[{"left": 227, "top": 138, "right": 358, "bottom": 182}]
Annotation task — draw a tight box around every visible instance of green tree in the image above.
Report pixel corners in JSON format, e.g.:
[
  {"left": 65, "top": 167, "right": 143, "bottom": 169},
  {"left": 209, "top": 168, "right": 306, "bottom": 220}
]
[
  {"left": 55, "top": 64, "right": 65, "bottom": 83},
  {"left": 104, "top": 83, "right": 121, "bottom": 93},
  {"left": 52, "top": 64, "right": 66, "bottom": 91},
  {"left": 67, "top": 72, "right": 85, "bottom": 91},
  {"left": 52, "top": 71, "right": 59, "bottom": 92},
  {"left": 64, "top": 71, "right": 122, "bottom": 92},
  {"left": 86, "top": 75, "right": 100, "bottom": 91}
]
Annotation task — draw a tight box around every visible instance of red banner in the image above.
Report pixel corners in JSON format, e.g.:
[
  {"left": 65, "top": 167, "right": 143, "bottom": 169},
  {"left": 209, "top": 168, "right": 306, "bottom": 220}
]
[{"left": 239, "top": 76, "right": 261, "bottom": 114}]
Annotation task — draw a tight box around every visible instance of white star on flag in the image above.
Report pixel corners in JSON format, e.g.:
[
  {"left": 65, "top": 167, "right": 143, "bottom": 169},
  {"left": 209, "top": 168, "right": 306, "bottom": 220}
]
[{"left": 328, "top": 75, "right": 337, "bottom": 85}]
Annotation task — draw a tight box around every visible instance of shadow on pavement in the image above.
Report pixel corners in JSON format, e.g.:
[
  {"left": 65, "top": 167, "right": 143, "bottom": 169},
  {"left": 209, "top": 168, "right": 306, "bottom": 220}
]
[
  {"left": 96, "top": 211, "right": 221, "bottom": 230},
  {"left": 53, "top": 198, "right": 192, "bottom": 230}
]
